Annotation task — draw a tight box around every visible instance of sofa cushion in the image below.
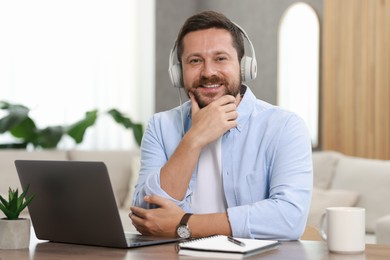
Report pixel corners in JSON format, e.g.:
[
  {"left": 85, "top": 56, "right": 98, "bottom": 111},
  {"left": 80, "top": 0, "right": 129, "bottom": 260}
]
[
  {"left": 0, "top": 149, "right": 68, "bottom": 218},
  {"left": 122, "top": 152, "right": 141, "bottom": 209},
  {"left": 331, "top": 155, "right": 390, "bottom": 233},
  {"left": 68, "top": 150, "right": 137, "bottom": 207},
  {"left": 376, "top": 214, "right": 390, "bottom": 244},
  {"left": 307, "top": 187, "right": 360, "bottom": 227},
  {"left": 312, "top": 151, "right": 341, "bottom": 189},
  {"left": 0, "top": 150, "right": 68, "bottom": 194}
]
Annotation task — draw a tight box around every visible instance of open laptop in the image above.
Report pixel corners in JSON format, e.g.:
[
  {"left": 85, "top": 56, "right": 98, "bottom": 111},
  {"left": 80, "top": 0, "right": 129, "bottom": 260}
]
[{"left": 15, "top": 160, "right": 182, "bottom": 248}]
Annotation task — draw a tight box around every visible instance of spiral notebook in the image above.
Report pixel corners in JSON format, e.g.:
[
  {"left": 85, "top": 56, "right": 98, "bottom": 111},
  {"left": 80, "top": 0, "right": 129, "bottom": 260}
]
[{"left": 176, "top": 235, "right": 279, "bottom": 259}]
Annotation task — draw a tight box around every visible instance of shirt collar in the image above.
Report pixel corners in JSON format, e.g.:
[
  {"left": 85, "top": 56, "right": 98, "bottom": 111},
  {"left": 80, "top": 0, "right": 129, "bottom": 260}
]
[{"left": 235, "top": 84, "right": 255, "bottom": 132}]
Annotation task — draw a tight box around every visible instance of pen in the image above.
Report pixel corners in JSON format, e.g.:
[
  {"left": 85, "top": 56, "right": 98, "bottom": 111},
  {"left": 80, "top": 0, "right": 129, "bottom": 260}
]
[{"left": 227, "top": 236, "right": 246, "bottom": 247}]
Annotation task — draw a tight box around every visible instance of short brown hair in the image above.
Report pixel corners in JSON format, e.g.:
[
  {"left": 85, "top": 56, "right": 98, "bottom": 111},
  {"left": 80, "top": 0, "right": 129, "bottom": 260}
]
[{"left": 176, "top": 11, "right": 244, "bottom": 63}]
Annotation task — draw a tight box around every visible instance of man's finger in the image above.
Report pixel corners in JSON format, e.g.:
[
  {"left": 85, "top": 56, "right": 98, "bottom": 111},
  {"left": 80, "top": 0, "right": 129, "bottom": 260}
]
[
  {"left": 221, "top": 103, "right": 237, "bottom": 113},
  {"left": 144, "top": 194, "right": 171, "bottom": 208},
  {"left": 215, "top": 95, "right": 236, "bottom": 106},
  {"left": 189, "top": 92, "right": 200, "bottom": 115},
  {"left": 130, "top": 206, "right": 147, "bottom": 218}
]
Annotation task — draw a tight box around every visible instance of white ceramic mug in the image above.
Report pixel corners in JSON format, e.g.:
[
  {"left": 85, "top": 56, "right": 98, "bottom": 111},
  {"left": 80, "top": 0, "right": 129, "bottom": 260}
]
[{"left": 319, "top": 207, "right": 365, "bottom": 254}]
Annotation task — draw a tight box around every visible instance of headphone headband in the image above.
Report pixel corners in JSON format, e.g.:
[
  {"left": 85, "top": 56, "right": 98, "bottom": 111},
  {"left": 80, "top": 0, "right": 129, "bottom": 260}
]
[{"left": 168, "top": 22, "right": 257, "bottom": 88}]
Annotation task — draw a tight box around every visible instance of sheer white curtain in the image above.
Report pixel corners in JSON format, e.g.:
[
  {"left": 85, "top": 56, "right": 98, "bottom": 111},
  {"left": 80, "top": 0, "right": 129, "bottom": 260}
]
[{"left": 0, "top": 0, "right": 155, "bottom": 150}]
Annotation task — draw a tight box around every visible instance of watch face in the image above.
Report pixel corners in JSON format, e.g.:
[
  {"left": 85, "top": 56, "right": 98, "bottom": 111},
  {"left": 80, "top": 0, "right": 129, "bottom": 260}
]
[{"left": 177, "top": 225, "right": 191, "bottom": 239}]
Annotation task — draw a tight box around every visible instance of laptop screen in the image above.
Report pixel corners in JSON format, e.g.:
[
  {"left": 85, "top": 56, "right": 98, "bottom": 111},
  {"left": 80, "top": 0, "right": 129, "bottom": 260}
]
[{"left": 15, "top": 160, "right": 181, "bottom": 248}]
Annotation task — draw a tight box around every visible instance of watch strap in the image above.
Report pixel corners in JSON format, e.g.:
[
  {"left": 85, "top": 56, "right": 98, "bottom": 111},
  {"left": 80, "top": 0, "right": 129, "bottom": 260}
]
[{"left": 179, "top": 213, "right": 193, "bottom": 225}]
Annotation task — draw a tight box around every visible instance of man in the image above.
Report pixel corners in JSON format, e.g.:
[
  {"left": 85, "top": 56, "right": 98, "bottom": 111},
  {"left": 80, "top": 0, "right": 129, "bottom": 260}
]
[{"left": 130, "top": 10, "right": 313, "bottom": 241}]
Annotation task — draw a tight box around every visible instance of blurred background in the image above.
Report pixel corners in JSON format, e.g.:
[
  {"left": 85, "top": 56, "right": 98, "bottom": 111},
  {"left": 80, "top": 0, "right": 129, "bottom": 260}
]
[{"left": 1, "top": 0, "right": 389, "bottom": 160}]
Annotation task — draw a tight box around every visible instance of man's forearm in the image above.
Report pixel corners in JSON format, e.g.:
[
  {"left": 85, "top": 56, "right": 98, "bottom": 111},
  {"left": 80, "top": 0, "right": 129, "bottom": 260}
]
[
  {"left": 188, "top": 213, "right": 232, "bottom": 238},
  {"left": 160, "top": 132, "right": 202, "bottom": 200}
]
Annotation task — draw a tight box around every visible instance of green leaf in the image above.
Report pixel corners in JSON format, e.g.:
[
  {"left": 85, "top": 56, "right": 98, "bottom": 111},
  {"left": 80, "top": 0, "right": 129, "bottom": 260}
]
[
  {"left": 132, "top": 123, "right": 143, "bottom": 147},
  {"left": 0, "top": 203, "right": 14, "bottom": 219},
  {"left": 107, "top": 109, "right": 134, "bottom": 128},
  {"left": 9, "top": 117, "right": 37, "bottom": 140},
  {"left": 17, "top": 184, "right": 29, "bottom": 209},
  {"left": 0, "top": 202, "right": 8, "bottom": 213},
  {"left": 18, "top": 194, "right": 35, "bottom": 216},
  {"left": 16, "top": 185, "right": 35, "bottom": 216},
  {"left": 35, "top": 126, "right": 64, "bottom": 148},
  {"left": 9, "top": 187, "right": 17, "bottom": 202},
  {"left": 66, "top": 110, "right": 98, "bottom": 143},
  {"left": 7, "top": 188, "right": 18, "bottom": 217},
  {"left": 107, "top": 109, "right": 144, "bottom": 146},
  {"left": 0, "top": 100, "right": 10, "bottom": 109},
  {"left": 0, "top": 194, "right": 9, "bottom": 208},
  {"left": 0, "top": 111, "right": 31, "bottom": 134},
  {"left": 0, "top": 102, "right": 29, "bottom": 113},
  {"left": 0, "top": 101, "right": 37, "bottom": 149}
]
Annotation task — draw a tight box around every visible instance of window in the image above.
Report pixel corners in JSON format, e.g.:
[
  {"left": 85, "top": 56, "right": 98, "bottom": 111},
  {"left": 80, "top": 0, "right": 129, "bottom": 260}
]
[
  {"left": 0, "top": 0, "right": 155, "bottom": 150},
  {"left": 277, "top": 2, "right": 320, "bottom": 147}
]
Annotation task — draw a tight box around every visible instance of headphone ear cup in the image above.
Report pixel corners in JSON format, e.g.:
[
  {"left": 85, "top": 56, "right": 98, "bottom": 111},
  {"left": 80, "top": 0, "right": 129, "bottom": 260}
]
[
  {"left": 169, "top": 63, "right": 183, "bottom": 88},
  {"left": 240, "top": 56, "right": 257, "bottom": 83}
]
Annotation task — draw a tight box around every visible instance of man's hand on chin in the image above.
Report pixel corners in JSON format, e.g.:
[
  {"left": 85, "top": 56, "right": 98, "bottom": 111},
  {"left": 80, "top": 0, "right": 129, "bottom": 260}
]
[{"left": 129, "top": 195, "right": 185, "bottom": 237}]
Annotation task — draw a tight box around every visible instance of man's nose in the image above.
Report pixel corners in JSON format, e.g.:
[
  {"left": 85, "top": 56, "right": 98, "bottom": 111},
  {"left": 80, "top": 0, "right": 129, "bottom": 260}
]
[{"left": 200, "top": 60, "right": 217, "bottom": 78}]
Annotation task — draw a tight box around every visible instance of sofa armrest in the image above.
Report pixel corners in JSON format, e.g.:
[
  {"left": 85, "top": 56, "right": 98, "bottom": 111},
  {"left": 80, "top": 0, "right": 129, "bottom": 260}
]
[{"left": 375, "top": 214, "right": 390, "bottom": 244}]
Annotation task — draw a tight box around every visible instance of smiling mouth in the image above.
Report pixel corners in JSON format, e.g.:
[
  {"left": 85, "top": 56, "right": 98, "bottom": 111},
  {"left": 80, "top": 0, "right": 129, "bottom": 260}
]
[{"left": 201, "top": 83, "right": 222, "bottom": 88}]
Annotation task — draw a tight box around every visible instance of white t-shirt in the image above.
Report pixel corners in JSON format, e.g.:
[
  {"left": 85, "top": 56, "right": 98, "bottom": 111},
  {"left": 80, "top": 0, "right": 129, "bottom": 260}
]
[{"left": 191, "top": 137, "right": 227, "bottom": 213}]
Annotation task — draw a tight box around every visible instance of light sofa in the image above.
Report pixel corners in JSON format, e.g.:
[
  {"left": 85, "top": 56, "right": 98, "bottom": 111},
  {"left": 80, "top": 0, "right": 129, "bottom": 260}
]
[
  {"left": 1, "top": 149, "right": 390, "bottom": 244},
  {"left": 308, "top": 151, "right": 390, "bottom": 244},
  {"left": 0, "top": 149, "right": 140, "bottom": 233}
]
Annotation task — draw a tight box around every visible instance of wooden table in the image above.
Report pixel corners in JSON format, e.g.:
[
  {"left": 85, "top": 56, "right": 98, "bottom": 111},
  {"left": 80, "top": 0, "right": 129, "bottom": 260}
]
[{"left": 1, "top": 232, "right": 390, "bottom": 260}]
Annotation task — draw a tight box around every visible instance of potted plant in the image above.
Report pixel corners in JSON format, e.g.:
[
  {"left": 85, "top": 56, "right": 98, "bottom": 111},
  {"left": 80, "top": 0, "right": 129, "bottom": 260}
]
[
  {"left": 0, "top": 100, "right": 144, "bottom": 149},
  {"left": 0, "top": 185, "right": 35, "bottom": 249}
]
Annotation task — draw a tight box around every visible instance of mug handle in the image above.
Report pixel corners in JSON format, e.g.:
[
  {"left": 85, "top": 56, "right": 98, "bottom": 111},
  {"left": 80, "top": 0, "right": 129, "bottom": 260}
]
[{"left": 319, "top": 212, "right": 327, "bottom": 240}]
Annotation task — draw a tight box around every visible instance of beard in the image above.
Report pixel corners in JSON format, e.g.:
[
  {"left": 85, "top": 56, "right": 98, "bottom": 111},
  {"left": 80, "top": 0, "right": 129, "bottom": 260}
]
[{"left": 188, "top": 75, "right": 241, "bottom": 108}]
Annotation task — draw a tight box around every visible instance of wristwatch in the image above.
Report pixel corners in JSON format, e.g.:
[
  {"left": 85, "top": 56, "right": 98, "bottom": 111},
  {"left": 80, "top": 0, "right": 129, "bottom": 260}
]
[{"left": 176, "top": 213, "right": 193, "bottom": 239}]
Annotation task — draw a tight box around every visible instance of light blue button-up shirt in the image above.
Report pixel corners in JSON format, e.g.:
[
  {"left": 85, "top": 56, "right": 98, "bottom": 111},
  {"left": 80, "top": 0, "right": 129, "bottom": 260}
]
[{"left": 132, "top": 86, "right": 313, "bottom": 240}]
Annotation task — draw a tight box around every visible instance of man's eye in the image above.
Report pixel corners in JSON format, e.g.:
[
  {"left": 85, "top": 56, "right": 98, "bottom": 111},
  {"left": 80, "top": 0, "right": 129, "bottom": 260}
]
[
  {"left": 216, "top": 57, "right": 227, "bottom": 61},
  {"left": 189, "top": 58, "right": 202, "bottom": 64}
]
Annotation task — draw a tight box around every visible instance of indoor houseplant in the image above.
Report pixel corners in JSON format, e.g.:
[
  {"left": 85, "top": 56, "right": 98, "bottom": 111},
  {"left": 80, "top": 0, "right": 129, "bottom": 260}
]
[
  {"left": 0, "top": 100, "right": 143, "bottom": 149},
  {"left": 0, "top": 185, "right": 35, "bottom": 249}
]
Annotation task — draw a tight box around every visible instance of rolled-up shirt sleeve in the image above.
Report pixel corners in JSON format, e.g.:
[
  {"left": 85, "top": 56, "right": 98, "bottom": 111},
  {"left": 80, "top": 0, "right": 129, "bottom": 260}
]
[{"left": 132, "top": 111, "right": 193, "bottom": 211}]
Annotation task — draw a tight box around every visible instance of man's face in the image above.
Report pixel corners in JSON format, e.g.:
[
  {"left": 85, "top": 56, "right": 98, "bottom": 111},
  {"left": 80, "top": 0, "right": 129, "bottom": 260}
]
[{"left": 181, "top": 28, "right": 241, "bottom": 108}]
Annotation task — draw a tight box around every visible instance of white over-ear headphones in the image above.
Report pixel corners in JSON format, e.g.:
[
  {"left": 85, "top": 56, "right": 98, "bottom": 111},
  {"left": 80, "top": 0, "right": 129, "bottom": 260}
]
[{"left": 168, "top": 22, "right": 257, "bottom": 88}]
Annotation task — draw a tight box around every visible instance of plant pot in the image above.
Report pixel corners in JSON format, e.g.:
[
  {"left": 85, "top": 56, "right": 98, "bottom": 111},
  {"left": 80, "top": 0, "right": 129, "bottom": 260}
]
[{"left": 0, "top": 218, "right": 31, "bottom": 249}]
